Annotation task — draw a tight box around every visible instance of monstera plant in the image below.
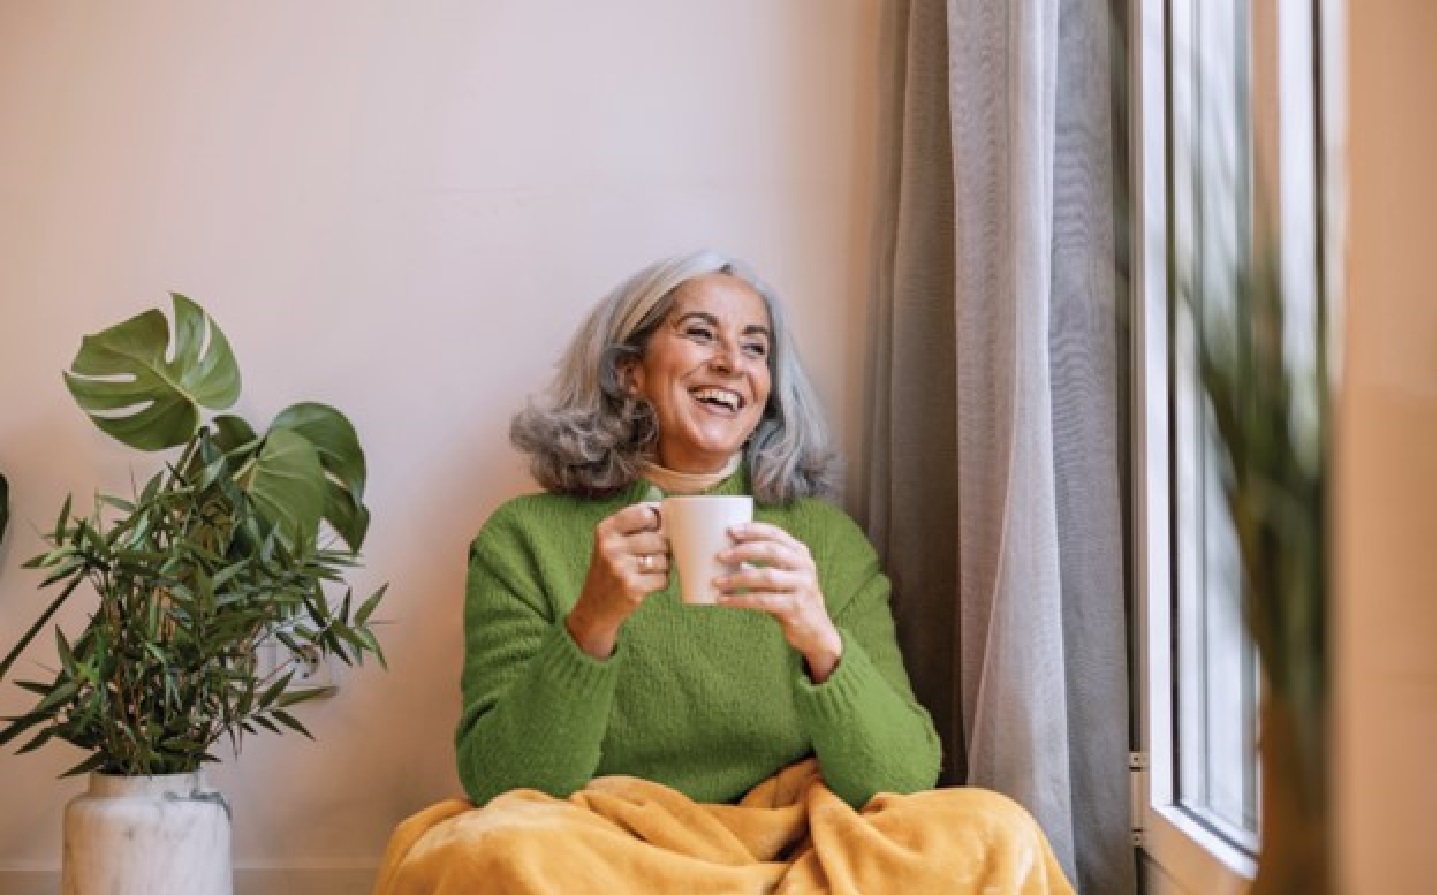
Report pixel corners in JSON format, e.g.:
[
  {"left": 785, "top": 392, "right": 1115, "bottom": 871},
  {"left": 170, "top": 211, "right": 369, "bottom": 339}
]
[{"left": 0, "top": 294, "right": 386, "bottom": 777}]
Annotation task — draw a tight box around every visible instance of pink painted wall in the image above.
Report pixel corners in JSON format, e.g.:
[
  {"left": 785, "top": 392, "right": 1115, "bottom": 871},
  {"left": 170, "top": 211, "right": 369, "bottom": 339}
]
[{"left": 0, "top": 3, "right": 882, "bottom": 891}]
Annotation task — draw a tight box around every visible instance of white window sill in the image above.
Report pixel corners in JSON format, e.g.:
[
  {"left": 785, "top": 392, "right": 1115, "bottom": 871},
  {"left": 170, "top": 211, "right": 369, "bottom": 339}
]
[{"left": 1144, "top": 804, "right": 1255, "bottom": 895}]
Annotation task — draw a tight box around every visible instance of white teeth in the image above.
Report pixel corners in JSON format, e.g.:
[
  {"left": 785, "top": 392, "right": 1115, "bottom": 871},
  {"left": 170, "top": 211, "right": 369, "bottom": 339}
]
[{"left": 692, "top": 387, "right": 741, "bottom": 411}]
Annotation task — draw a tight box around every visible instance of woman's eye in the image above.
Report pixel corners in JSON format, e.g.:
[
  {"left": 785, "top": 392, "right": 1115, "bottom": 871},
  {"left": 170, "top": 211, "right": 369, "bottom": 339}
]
[
  {"left": 683, "top": 325, "right": 715, "bottom": 341},
  {"left": 742, "top": 342, "right": 769, "bottom": 358}
]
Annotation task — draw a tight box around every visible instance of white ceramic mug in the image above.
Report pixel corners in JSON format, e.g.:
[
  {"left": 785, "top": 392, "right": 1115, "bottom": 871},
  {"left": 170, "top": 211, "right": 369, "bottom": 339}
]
[{"left": 659, "top": 495, "right": 753, "bottom": 605}]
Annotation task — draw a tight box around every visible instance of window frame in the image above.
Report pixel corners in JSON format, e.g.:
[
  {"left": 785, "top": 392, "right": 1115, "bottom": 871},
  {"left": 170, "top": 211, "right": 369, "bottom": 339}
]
[
  {"left": 1131, "top": 0, "right": 1340, "bottom": 891},
  {"left": 1131, "top": 0, "right": 1259, "bottom": 888}
]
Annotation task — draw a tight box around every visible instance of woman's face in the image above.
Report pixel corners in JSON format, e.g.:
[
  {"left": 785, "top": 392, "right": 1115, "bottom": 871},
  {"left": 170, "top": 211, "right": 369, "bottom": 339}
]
[{"left": 629, "top": 273, "right": 773, "bottom": 473}]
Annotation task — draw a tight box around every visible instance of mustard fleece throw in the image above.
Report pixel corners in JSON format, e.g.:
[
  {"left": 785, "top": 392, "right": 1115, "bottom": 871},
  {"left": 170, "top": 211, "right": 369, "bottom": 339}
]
[{"left": 373, "top": 760, "right": 1076, "bottom": 895}]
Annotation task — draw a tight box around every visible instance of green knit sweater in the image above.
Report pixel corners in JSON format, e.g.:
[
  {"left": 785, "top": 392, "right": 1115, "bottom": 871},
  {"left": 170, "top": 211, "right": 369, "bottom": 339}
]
[{"left": 455, "top": 468, "right": 941, "bottom": 809}]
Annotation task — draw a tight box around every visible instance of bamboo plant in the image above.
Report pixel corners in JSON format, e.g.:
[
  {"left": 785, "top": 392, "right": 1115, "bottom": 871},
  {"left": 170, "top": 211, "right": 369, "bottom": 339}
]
[{"left": 0, "top": 294, "right": 386, "bottom": 777}]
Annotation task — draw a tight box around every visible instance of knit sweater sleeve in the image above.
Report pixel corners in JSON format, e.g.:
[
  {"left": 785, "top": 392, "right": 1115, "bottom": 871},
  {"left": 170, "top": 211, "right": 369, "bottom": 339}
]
[
  {"left": 791, "top": 504, "right": 942, "bottom": 808},
  {"left": 454, "top": 501, "right": 620, "bottom": 805}
]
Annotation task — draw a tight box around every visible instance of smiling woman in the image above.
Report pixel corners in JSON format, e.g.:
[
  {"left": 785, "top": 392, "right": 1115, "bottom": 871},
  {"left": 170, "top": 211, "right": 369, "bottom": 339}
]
[
  {"left": 626, "top": 273, "right": 773, "bottom": 473},
  {"left": 369, "top": 250, "right": 1078, "bottom": 894},
  {"left": 510, "top": 251, "right": 837, "bottom": 504}
]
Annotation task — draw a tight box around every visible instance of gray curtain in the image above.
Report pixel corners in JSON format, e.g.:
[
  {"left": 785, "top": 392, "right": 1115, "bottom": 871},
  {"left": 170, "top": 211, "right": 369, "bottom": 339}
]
[{"left": 865, "top": 2, "right": 1134, "bottom": 894}]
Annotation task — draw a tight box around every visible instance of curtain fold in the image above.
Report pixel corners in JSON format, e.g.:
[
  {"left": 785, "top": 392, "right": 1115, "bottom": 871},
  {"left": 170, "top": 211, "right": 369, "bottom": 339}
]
[
  {"left": 864, "top": 0, "right": 963, "bottom": 787},
  {"left": 866, "top": 2, "right": 1134, "bottom": 893}
]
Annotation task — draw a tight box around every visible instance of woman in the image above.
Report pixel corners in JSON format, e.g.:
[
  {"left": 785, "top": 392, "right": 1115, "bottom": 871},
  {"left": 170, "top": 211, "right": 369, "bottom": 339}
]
[{"left": 374, "top": 251, "right": 1074, "bottom": 895}]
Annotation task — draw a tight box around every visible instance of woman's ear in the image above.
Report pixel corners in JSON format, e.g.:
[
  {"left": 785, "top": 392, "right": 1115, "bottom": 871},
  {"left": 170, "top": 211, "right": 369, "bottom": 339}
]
[{"left": 618, "top": 356, "right": 644, "bottom": 398}]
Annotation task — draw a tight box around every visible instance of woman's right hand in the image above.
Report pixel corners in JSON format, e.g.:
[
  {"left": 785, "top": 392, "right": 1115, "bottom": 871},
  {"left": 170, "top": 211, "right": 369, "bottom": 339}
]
[{"left": 565, "top": 501, "right": 668, "bottom": 659}]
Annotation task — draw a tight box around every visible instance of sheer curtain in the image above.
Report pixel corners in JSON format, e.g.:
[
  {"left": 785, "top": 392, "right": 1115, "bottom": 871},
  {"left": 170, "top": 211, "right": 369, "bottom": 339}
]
[{"left": 865, "top": 2, "right": 1134, "bottom": 893}]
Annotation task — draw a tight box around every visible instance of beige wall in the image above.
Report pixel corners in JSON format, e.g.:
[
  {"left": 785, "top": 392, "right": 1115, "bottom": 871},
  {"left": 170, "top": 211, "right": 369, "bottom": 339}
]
[
  {"left": 0, "top": 2, "right": 882, "bottom": 891},
  {"left": 1337, "top": 1, "right": 1437, "bottom": 892}
]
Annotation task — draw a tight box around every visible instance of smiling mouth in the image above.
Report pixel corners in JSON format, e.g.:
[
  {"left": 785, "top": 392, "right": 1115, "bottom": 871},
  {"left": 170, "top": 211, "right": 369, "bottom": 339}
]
[{"left": 690, "top": 386, "right": 745, "bottom": 413}]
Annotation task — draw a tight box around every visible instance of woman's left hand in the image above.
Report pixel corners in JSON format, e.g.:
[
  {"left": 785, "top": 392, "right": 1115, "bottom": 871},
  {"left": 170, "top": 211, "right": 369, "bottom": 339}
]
[{"left": 716, "top": 522, "right": 844, "bottom": 684}]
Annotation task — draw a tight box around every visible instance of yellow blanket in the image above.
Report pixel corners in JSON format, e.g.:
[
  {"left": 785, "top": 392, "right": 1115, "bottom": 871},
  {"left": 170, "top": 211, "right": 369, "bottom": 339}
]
[{"left": 373, "top": 760, "right": 1076, "bottom": 895}]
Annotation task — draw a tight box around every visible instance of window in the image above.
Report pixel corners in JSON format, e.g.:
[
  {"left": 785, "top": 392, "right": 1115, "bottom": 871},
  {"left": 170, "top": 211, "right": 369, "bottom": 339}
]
[
  {"left": 1168, "top": 0, "right": 1261, "bottom": 852},
  {"left": 1131, "top": 0, "right": 1336, "bottom": 892}
]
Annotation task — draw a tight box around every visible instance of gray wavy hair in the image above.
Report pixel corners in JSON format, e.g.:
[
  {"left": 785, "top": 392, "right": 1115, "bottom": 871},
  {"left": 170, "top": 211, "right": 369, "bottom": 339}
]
[{"left": 510, "top": 250, "right": 838, "bottom": 503}]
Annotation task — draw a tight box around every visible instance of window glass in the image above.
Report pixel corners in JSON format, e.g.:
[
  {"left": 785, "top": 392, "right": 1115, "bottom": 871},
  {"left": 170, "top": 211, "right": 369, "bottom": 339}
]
[{"left": 1167, "top": 0, "right": 1260, "bottom": 851}]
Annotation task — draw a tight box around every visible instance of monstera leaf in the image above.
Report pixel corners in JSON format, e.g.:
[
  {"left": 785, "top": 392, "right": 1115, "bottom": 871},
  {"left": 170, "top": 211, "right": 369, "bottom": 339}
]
[
  {"left": 242, "top": 427, "right": 326, "bottom": 549},
  {"left": 211, "top": 414, "right": 259, "bottom": 454},
  {"left": 269, "top": 402, "right": 370, "bottom": 551},
  {"left": 64, "top": 294, "right": 241, "bottom": 451}
]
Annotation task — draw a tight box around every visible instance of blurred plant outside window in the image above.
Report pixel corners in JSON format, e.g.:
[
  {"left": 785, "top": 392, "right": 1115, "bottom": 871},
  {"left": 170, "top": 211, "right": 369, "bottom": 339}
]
[{"left": 1136, "top": 0, "right": 1331, "bottom": 887}]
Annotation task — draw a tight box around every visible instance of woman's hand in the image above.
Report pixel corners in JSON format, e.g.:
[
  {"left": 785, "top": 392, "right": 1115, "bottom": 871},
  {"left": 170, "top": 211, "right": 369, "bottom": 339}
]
[
  {"left": 566, "top": 502, "right": 668, "bottom": 659},
  {"left": 716, "top": 522, "right": 844, "bottom": 683}
]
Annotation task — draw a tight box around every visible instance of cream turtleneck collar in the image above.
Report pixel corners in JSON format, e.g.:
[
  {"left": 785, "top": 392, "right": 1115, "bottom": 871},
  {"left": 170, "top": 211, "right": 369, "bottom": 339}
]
[{"left": 639, "top": 453, "right": 742, "bottom": 495}]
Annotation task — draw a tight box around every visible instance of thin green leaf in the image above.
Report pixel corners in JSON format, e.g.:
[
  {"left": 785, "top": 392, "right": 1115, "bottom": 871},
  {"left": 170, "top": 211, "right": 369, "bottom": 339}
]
[
  {"left": 33, "top": 680, "right": 80, "bottom": 716},
  {"left": 52, "top": 493, "right": 73, "bottom": 543},
  {"left": 257, "top": 671, "right": 295, "bottom": 711},
  {"left": 0, "top": 472, "right": 9, "bottom": 546},
  {"left": 60, "top": 753, "right": 108, "bottom": 779},
  {"left": 17, "top": 726, "right": 57, "bottom": 755},
  {"left": 355, "top": 585, "right": 387, "bottom": 627},
  {"left": 270, "top": 709, "right": 314, "bottom": 739},
  {"left": 0, "top": 572, "right": 85, "bottom": 683},
  {"left": 98, "top": 494, "right": 135, "bottom": 514},
  {"left": 278, "top": 686, "right": 334, "bottom": 707},
  {"left": 357, "top": 629, "right": 388, "bottom": 670},
  {"left": 0, "top": 713, "right": 49, "bottom": 748}
]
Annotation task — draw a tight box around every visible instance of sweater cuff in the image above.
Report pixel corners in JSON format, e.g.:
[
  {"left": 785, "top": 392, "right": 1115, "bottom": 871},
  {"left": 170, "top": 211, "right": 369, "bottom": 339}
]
[
  {"left": 533, "top": 615, "right": 623, "bottom": 697},
  {"left": 792, "top": 628, "right": 877, "bottom": 725}
]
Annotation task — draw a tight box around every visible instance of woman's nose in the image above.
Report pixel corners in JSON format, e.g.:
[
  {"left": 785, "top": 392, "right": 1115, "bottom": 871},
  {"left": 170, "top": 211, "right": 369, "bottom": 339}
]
[{"left": 708, "top": 342, "right": 738, "bottom": 374}]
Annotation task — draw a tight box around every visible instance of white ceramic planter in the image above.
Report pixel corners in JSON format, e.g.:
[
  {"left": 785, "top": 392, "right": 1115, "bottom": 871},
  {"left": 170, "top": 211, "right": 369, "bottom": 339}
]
[{"left": 62, "top": 772, "right": 232, "bottom": 895}]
